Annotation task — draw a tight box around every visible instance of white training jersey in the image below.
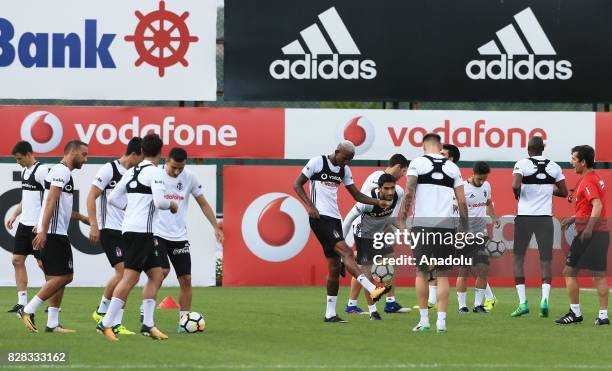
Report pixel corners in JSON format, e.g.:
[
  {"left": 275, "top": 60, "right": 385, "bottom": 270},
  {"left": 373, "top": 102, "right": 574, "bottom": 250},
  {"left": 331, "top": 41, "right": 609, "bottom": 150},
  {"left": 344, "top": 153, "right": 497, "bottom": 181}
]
[
  {"left": 108, "top": 160, "right": 170, "bottom": 234},
  {"left": 350, "top": 170, "right": 404, "bottom": 235},
  {"left": 38, "top": 163, "right": 74, "bottom": 236},
  {"left": 154, "top": 166, "right": 204, "bottom": 241},
  {"left": 20, "top": 162, "right": 48, "bottom": 226},
  {"left": 92, "top": 160, "right": 127, "bottom": 231},
  {"left": 513, "top": 156, "right": 564, "bottom": 216},
  {"left": 407, "top": 153, "right": 463, "bottom": 228},
  {"left": 302, "top": 155, "right": 354, "bottom": 219},
  {"left": 464, "top": 180, "right": 491, "bottom": 234}
]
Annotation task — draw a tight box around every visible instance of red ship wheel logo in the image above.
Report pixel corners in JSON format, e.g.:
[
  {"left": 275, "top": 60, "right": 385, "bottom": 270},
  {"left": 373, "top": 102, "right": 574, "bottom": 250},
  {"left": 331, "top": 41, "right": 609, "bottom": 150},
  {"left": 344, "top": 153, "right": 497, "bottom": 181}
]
[{"left": 125, "top": 1, "right": 199, "bottom": 77}]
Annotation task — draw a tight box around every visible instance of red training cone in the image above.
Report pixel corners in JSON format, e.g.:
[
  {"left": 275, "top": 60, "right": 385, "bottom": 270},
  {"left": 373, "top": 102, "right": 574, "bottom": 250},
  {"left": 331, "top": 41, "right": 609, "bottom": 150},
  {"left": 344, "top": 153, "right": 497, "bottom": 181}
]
[{"left": 157, "top": 296, "right": 179, "bottom": 309}]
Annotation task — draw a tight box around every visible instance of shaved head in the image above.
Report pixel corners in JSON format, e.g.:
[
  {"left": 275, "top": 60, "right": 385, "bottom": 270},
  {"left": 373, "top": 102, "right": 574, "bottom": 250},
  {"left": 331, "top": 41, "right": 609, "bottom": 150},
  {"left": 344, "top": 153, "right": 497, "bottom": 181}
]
[{"left": 528, "top": 136, "right": 545, "bottom": 155}]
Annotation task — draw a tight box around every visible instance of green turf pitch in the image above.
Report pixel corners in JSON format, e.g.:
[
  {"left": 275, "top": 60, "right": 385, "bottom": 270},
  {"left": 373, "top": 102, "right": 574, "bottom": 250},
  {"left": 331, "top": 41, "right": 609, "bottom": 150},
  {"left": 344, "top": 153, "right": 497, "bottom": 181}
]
[{"left": 1, "top": 287, "right": 611, "bottom": 370}]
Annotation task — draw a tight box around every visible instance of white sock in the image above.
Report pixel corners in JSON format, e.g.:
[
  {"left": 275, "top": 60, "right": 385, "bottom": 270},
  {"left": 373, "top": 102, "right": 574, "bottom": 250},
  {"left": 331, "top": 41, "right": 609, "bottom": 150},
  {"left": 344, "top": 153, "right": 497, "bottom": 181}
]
[
  {"left": 457, "top": 291, "right": 467, "bottom": 308},
  {"left": 485, "top": 283, "right": 494, "bottom": 300},
  {"left": 475, "top": 288, "right": 485, "bottom": 307},
  {"left": 101, "top": 298, "right": 124, "bottom": 327},
  {"left": 368, "top": 304, "right": 377, "bottom": 314},
  {"left": 325, "top": 296, "right": 337, "bottom": 319},
  {"left": 419, "top": 308, "right": 429, "bottom": 325},
  {"left": 570, "top": 303, "right": 581, "bottom": 317},
  {"left": 113, "top": 309, "right": 125, "bottom": 326},
  {"left": 516, "top": 284, "right": 527, "bottom": 304},
  {"left": 436, "top": 312, "right": 447, "bottom": 329},
  {"left": 347, "top": 299, "right": 358, "bottom": 307},
  {"left": 386, "top": 296, "right": 396, "bottom": 303},
  {"left": 142, "top": 299, "right": 156, "bottom": 328},
  {"left": 24, "top": 295, "right": 43, "bottom": 315},
  {"left": 17, "top": 291, "right": 27, "bottom": 306},
  {"left": 357, "top": 274, "right": 376, "bottom": 293},
  {"left": 180, "top": 310, "right": 189, "bottom": 321},
  {"left": 97, "top": 296, "right": 110, "bottom": 314},
  {"left": 599, "top": 309, "right": 608, "bottom": 320},
  {"left": 428, "top": 285, "right": 437, "bottom": 304},
  {"left": 46, "top": 307, "right": 60, "bottom": 328},
  {"left": 542, "top": 283, "right": 551, "bottom": 301}
]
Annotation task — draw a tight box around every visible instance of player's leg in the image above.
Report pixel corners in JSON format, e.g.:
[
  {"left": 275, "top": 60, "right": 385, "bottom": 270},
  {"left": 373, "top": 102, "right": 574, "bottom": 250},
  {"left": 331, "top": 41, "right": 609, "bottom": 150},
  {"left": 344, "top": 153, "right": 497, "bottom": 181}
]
[
  {"left": 413, "top": 269, "right": 430, "bottom": 332},
  {"left": 428, "top": 278, "right": 438, "bottom": 308},
  {"left": 511, "top": 216, "right": 531, "bottom": 317},
  {"left": 94, "top": 230, "right": 126, "bottom": 323},
  {"left": 45, "top": 279, "right": 74, "bottom": 333},
  {"left": 586, "top": 231, "right": 609, "bottom": 325},
  {"left": 435, "top": 270, "right": 450, "bottom": 332},
  {"left": 10, "top": 255, "right": 28, "bottom": 312},
  {"left": 534, "top": 217, "right": 553, "bottom": 317},
  {"left": 593, "top": 272, "right": 609, "bottom": 325},
  {"left": 323, "top": 256, "right": 344, "bottom": 322},
  {"left": 456, "top": 266, "right": 469, "bottom": 313},
  {"left": 141, "top": 266, "right": 167, "bottom": 339},
  {"left": 473, "top": 263, "right": 489, "bottom": 313},
  {"left": 167, "top": 240, "right": 193, "bottom": 332},
  {"left": 345, "top": 236, "right": 364, "bottom": 314}
]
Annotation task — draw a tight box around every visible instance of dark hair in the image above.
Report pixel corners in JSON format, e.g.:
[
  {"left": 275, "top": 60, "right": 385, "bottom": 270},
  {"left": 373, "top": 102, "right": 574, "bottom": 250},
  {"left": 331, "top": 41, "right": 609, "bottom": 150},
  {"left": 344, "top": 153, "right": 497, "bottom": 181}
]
[
  {"left": 168, "top": 147, "right": 188, "bottom": 162},
  {"left": 141, "top": 133, "right": 163, "bottom": 157},
  {"left": 12, "top": 141, "right": 33, "bottom": 156},
  {"left": 125, "top": 137, "right": 142, "bottom": 156},
  {"left": 388, "top": 153, "right": 409, "bottom": 169},
  {"left": 473, "top": 161, "right": 490, "bottom": 175},
  {"left": 63, "top": 140, "right": 88, "bottom": 154},
  {"left": 528, "top": 136, "right": 545, "bottom": 154},
  {"left": 571, "top": 145, "right": 595, "bottom": 168},
  {"left": 422, "top": 132, "right": 441, "bottom": 143},
  {"left": 377, "top": 173, "right": 396, "bottom": 187},
  {"left": 442, "top": 144, "right": 460, "bottom": 163}
]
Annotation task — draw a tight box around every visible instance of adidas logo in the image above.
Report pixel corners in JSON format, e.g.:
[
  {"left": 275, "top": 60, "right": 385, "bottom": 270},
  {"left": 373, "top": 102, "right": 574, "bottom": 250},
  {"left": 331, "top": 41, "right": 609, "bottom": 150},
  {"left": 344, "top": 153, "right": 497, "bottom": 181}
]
[
  {"left": 466, "top": 7, "right": 572, "bottom": 80},
  {"left": 269, "top": 7, "right": 377, "bottom": 80}
]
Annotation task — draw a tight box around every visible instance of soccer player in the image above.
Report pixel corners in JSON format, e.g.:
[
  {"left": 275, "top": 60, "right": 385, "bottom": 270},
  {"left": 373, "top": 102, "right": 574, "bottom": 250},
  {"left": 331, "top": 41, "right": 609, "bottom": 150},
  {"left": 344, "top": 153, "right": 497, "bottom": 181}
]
[
  {"left": 154, "top": 148, "right": 224, "bottom": 332},
  {"left": 17, "top": 140, "right": 89, "bottom": 333},
  {"left": 556, "top": 145, "right": 609, "bottom": 325},
  {"left": 342, "top": 173, "right": 404, "bottom": 320},
  {"left": 88, "top": 137, "right": 143, "bottom": 335},
  {"left": 455, "top": 161, "right": 500, "bottom": 314},
  {"left": 5, "top": 141, "right": 47, "bottom": 313},
  {"left": 511, "top": 136, "right": 567, "bottom": 318},
  {"left": 97, "top": 134, "right": 178, "bottom": 341},
  {"left": 399, "top": 133, "right": 467, "bottom": 333},
  {"left": 343, "top": 154, "right": 410, "bottom": 315},
  {"left": 293, "top": 141, "right": 393, "bottom": 323}
]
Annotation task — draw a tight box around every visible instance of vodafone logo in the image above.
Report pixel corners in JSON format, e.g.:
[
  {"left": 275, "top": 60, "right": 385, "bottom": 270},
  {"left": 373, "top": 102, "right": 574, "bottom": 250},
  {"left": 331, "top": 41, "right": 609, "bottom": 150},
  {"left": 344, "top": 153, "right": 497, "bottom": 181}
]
[
  {"left": 241, "top": 193, "right": 309, "bottom": 262},
  {"left": 338, "top": 116, "right": 375, "bottom": 155},
  {"left": 21, "top": 111, "right": 63, "bottom": 153}
]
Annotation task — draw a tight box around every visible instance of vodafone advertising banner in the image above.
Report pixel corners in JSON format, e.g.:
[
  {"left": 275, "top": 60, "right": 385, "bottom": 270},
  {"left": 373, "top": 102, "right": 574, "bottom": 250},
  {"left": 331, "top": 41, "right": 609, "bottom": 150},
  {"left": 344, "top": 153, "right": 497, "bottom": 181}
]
[
  {"left": 0, "top": 106, "right": 284, "bottom": 158},
  {"left": 223, "top": 165, "right": 612, "bottom": 287},
  {"left": 0, "top": 164, "right": 218, "bottom": 287},
  {"left": 2, "top": 106, "right": 611, "bottom": 161},
  {"left": 0, "top": 0, "right": 217, "bottom": 100},
  {"left": 286, "top": 109, "right": 612, "bottom": 162}
]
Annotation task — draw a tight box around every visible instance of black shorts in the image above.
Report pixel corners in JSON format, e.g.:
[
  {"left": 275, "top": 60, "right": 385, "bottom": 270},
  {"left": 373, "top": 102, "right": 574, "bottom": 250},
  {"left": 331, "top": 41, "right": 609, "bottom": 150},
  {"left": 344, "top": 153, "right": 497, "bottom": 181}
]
[
  {"left": 155, "top": 237, "right": 191, "bottom": 277},
  {"left": 455, "top": 236, "right": 489, "bottom": 266},
  {"left": 309, "top": 216, "right": 344, "bottom": 258},
  {"left": 513, "top": 216, "right": 553, "bottom": 261},
  {"left": 13, "top": 223, "right": 41, "bottom": 259},
  {"left": 566, "top": 231, "right": 610, "bottom": 272},
  {"left": 41, "top": 234, "right": 73, "bottom": 276},
  {"left": 100, "top": 229, "right": 124, "bottom": 267},
  {"left": 354, "top": 235, "right": 393, "bottom": 266},
  {"left": 122, "top": 232, "right": 161, "bottom": 273},
  {"left": 412, "top": 227, "right": 456, "bottom": 272}
]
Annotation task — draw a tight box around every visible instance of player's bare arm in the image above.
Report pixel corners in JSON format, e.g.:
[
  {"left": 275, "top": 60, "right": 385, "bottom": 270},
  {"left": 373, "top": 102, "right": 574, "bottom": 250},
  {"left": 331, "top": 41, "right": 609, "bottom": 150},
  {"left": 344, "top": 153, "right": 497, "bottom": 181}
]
[
  {"left": 293, "top": 173, "right": 319, "bottom": 219},
  {"left": 399, "top": 175, "right": 417, "bottom": 226},
  {"left": 86, "top": 185, "right": 103, "bottom": 243},
  {"left": 195, "top": 194, "right": 224, "bottom": 243},
  {"left": 33, "top": 185, "right": 62, "bottom": 250},
  {"left": 6, "top": 201, "right": 22, "bottom": 230},
  {"left": 454, "top": 185, "right": 469, "bottom": 232},
  {"left": 486, "top": 199, "right": 500, "bottom": 228},
  {"left": 553, "top": 179, "right": 568, "bottom": 198},
  {"left": 511, "top": 173, "right": 522, "bottom": 200},
  {"left": 345, "top": 183, "right": 390, "bottom": 209}
]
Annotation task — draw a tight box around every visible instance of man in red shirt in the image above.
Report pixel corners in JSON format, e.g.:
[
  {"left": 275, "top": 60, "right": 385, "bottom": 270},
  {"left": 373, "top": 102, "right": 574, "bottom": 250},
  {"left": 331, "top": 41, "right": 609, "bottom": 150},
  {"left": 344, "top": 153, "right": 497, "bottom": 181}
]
[{"left": 557, "top": 145, "right": 609, "bottom": 325}]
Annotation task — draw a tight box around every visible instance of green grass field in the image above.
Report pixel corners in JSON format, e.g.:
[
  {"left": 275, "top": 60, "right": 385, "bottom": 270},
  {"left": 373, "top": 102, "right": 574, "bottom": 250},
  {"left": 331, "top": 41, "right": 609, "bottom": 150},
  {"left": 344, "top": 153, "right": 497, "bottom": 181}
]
[{"left": 0, "top": 286, "right": 611, "bottom": 370}]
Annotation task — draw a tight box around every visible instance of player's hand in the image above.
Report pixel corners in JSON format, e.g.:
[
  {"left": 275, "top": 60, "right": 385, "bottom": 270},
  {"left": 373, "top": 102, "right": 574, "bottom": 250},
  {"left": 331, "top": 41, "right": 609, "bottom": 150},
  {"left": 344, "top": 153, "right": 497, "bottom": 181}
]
[
  {"left": 560, "top": 217, "right": 575, "bottom": 230},
  {"left": 89, "top": 224, "right": 100, "bottom": 244},
  {"left": 580, "top": 229, "right": 593, "bottom": 242},
  {"left": 493, "top": 217, "right": 501, "bottom": 228},
  {"left": 377, "top": 199, "right": 392, "bottom": 209},
  {"left": 5, "top": 215, "right": 16, "bottom": 230},
  {"left": 169, "top": 202, "right": 179, "bottom": 214},
  {"left": 79, "top": 214, "right": 90, "bottom": 225},
  {"left": 32, "top": 231, "right": 46, "bottom": 250},
  {"left": 307, "top": 206, "right": 320, "bottom": 219},
  {"left": 214, "top": 226, "right": 224, "bottom": 244}
]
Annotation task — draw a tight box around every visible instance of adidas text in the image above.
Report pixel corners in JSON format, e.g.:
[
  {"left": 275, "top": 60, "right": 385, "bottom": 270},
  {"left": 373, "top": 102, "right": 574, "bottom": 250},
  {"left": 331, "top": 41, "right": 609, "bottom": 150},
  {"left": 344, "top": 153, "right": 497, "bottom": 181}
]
[
  {"left": 270, "top": 54, "right": 376, "bottom": 80},
  {"left": 466, "top": 55, "right": 572, "bottom": 80}
]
